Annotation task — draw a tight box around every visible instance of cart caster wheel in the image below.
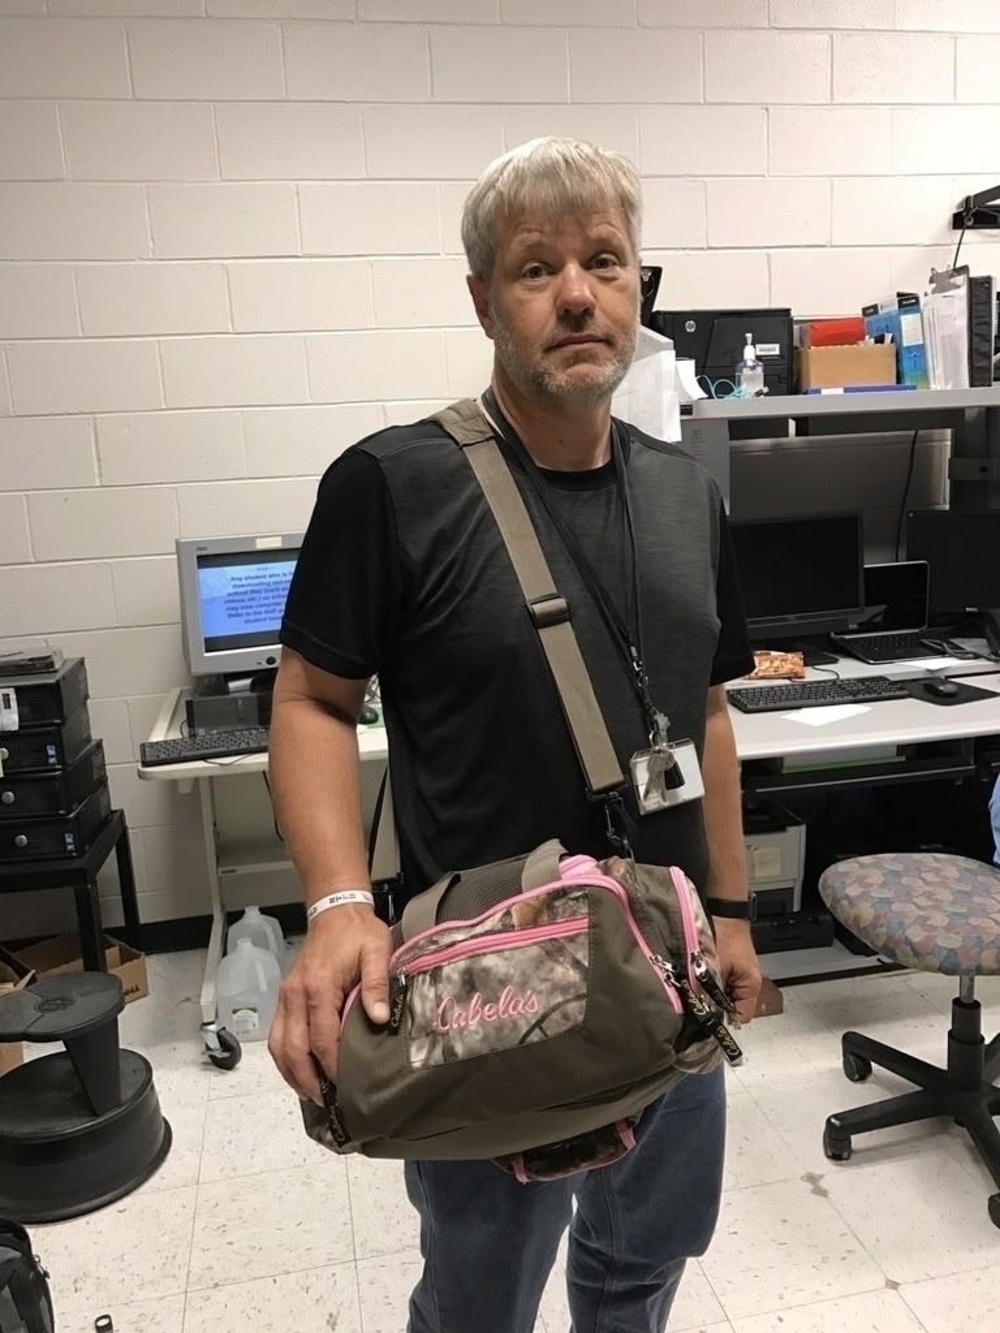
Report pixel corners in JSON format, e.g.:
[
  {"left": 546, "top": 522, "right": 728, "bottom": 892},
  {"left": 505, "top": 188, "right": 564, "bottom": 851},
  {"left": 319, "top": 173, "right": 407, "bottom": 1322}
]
[
  {"left": 207, "top": 1028, "right": 242, "bottom": 1071},
  {"left": 823, "top": 1124, "right": 852, "bottom": 1162},
  {"left": 843, "top": 1052, "right": 873, "bottom": 1083},
  {"left": 989, "top": 1194, "right": 1000, "bottom": 1230}
]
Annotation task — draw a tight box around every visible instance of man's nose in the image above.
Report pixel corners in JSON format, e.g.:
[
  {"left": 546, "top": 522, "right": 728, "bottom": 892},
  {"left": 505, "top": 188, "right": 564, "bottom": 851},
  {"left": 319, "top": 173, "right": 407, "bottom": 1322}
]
[{"left": 556, "top": 264, "right": 596, "bottom": 317}]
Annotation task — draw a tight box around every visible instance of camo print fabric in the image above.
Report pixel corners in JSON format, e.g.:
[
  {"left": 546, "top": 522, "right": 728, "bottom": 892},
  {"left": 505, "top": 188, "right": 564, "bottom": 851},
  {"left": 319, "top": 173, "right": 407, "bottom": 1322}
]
[
  {"left": 820, "top": 852, "right": 1000, "bottom": 974},
  {"left": 395, "top": 885, "right": 590, "bottom": 971},
  {"left": 405, "top": 889, "right": 590, "bottom": 1068}
]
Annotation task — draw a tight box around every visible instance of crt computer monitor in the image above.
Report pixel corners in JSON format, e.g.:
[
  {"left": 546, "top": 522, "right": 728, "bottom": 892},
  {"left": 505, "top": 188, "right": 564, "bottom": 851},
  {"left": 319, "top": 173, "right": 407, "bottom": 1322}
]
[
  {"left": 906, "top": 509, "right": 1000, "bottom": 652},
  {"left": 729, "top": 513, "right": 865, "bottom": 642},
  {"left": 177, "top": 533, "right": 302, "bottom": 680}
]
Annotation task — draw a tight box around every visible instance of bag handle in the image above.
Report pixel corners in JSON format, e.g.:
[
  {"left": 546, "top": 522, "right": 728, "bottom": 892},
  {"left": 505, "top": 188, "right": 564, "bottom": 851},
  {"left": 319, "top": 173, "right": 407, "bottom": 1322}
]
[
  {"left": 400, "top": 872, "right": 459, "bottom": 941},
  {"left": 520, "top": 838, "right": 567, "bottom": 891}
]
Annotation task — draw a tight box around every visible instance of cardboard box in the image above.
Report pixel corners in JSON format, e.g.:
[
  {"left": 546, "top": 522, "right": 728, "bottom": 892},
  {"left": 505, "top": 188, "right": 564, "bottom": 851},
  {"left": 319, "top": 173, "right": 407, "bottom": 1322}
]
[
  {"left": 12, "top": 934, "right": 149, "bottom": 1005},
  {"left": 0, "top": 951, "right": 35, "bottom": 1076},
  {"left": 795, "top": 342, "right": 897, "bottom": 390}
]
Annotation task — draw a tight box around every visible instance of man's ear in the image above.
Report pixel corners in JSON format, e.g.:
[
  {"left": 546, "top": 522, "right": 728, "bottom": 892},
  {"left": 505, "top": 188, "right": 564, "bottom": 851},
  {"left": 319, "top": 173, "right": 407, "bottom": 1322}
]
[{"left": 467, "top": 274, "right": 495, "bottom": 341}]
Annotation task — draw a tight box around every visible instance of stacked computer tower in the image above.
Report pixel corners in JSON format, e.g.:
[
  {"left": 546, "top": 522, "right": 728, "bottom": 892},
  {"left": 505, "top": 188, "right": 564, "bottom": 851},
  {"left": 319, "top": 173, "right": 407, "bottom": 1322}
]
[{"left": 0, "top": 657, "right": 111, "bottom": 862}]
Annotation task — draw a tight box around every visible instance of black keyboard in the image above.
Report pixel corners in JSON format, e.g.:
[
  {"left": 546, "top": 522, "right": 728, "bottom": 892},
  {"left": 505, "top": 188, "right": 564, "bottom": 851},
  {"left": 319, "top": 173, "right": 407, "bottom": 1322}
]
[
  {"left": 728, "top": 676, "right": 913, "bottom": 714},
  {"left": 831, "top": 630, "right": 940, "bottom": 664},
  {"left": 140, "top": 727, "right": 270, "bottom": 767}
]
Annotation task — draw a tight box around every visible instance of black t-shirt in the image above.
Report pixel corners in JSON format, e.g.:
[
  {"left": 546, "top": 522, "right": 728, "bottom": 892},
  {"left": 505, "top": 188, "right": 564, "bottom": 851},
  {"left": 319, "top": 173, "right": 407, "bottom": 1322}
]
[{"left": 281, "top": 408, "right": 753, "bottom": 902}]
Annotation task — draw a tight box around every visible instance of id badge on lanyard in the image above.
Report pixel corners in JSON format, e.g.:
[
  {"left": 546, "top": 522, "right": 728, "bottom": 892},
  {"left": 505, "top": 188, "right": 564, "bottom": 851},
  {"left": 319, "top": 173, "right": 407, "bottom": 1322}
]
[{"left": 629, "top": 709, "right": 705, "bottom": 816}]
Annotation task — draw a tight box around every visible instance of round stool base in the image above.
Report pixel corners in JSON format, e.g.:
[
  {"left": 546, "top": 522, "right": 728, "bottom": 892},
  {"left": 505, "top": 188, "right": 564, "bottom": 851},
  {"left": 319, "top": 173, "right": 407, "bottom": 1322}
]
[{"left": 0, "top": 1049, "right": 171, "bottom": 1223}]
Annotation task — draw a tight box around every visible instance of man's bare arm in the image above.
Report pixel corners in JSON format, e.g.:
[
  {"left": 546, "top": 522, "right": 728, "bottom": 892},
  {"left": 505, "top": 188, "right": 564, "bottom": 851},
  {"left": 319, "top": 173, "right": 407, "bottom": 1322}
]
[
  {"left": 266, "top": 647, "right": 391, "bottom": 1100},
  {"left": 700, "top": 683, "right": 761, "bottom": 1023},
  {"left": 267, "top": 646, "right": 371, "bottom": 901}
]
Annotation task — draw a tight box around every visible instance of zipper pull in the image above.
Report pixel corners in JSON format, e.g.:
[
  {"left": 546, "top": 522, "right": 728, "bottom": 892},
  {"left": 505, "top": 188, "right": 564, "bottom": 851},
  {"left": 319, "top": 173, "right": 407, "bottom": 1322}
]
[
  {"left": 314, "top": 1059, "right": 352, "bottom": 1148},
  {"left": 710, "top": 1021, "right": 745, "bottom": 1067},
  {"left": 691, "top": 951, "right": 736, "bottom": 1017},
  {"left": 669, "top": 966, "right": 745, "bottom": 1067},
  {"left": 387, "top": 971, "right": 407, "bottom": 1034},
  {"left": 651, "top": 953, "right": 679, "bottom": 988}
]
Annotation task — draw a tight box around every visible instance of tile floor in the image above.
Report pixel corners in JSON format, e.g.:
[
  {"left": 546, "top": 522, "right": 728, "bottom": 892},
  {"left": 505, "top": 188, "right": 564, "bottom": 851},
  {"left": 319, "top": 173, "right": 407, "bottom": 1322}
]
[{"left": 25, "top": 949, "right": 1000, "bottom": 1332}]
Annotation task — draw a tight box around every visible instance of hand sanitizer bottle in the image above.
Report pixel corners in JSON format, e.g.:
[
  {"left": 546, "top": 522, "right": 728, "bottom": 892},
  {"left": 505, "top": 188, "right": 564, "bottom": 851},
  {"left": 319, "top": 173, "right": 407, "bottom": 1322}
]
[{"left": 736, "top": 333, "right": 765, "bottom": 398}]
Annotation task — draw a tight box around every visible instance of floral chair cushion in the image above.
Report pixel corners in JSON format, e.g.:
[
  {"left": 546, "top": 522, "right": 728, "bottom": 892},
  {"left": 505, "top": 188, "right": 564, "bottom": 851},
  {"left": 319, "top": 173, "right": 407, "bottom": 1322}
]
[{"left": 819, "top": 852, "right": 1000, "bottom": 975}]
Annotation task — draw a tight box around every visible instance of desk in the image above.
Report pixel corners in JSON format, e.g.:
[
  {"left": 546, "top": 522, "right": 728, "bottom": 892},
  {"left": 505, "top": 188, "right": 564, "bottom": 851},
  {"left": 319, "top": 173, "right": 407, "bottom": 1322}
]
[
  {"left": 139, "top": 660, "right": 1000, "bottom": 1048},
  {"left": 139, "top": 688, "right": 388, "bottom": 1051}
]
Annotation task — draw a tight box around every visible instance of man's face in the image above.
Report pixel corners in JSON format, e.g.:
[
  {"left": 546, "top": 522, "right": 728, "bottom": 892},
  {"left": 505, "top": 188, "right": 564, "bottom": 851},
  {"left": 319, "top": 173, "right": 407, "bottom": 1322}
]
[{"left": 468, "top": 208, "right": 640, "bottom": 408}]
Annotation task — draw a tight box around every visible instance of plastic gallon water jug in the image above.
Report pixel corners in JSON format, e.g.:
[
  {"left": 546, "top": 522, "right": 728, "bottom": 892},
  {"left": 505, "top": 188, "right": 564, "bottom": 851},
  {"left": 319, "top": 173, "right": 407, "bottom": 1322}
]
[
  {"left": 227, "top": 906, "right": 286, "bottom": 971},
  {"left": 216, "top": 938, "right": 281, "bottom": 1043}
]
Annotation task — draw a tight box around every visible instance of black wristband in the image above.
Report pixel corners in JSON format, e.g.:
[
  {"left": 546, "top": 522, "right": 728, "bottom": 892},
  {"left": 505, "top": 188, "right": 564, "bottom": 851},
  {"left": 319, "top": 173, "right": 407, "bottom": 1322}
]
[{"left": 706, "top": 895, "right": 757, "bottom": 922}]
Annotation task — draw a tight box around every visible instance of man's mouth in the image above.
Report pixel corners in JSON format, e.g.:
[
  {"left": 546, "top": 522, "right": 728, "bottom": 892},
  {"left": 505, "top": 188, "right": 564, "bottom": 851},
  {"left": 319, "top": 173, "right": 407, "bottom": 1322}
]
[{"left": 550, "top": 334, "right": 608, "bottom": 349}]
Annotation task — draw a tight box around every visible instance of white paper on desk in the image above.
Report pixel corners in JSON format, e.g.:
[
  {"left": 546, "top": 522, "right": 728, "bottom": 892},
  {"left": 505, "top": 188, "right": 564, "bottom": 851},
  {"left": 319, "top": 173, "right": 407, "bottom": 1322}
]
[
  {"left": 904, "top": 656, "right": 963, "bottom": 670},
  {"left": 780, "top": 704, "right": 871, "bottom": 727}
]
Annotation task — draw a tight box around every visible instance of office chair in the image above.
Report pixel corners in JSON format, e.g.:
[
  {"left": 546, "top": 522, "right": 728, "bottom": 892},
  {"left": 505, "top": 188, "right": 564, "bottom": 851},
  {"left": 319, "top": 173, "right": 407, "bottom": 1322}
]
[{"left": 820, "top": 850, "right": 1000, "bottom": 1226}]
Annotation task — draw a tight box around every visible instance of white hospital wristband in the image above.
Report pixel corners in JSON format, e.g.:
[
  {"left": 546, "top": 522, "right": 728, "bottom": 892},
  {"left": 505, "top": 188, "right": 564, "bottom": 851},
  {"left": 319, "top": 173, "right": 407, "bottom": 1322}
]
[{"left": 306, "top": 889, "right": 375, "bottom": 924}]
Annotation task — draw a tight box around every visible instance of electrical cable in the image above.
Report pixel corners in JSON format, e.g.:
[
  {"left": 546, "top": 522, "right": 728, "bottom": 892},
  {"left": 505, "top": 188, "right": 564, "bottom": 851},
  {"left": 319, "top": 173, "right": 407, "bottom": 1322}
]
[
  {"left": 952, "top": 215, "right": 968, "bottom": 271},
  {"left": 894, "top": 430, "right": 920, "bottom": 561},
  {"left": 262, "top": 770, "right": 283, "bottom": 843}
]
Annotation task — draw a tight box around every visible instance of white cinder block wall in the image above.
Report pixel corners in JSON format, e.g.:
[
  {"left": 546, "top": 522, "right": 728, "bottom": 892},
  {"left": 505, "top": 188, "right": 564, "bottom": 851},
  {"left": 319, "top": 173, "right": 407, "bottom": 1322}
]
[{"left": 2, "top": 0, "right": 999, "bottom": 933}]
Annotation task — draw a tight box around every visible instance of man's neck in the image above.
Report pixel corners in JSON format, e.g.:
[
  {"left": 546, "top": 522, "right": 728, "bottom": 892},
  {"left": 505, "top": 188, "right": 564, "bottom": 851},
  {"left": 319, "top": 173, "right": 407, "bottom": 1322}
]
[{"left": 490, "top": 376, "right": 612, "bottom": 472}]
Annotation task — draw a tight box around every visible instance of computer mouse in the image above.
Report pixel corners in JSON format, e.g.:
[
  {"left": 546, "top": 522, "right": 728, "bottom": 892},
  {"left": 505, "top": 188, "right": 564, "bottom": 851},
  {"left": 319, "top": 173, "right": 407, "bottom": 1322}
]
[
  {"left": 924, "top": 678, "right": 959, "bottom": 698},
  {"left": 359, "top": 704, "right": 379, "bottom": 724}
]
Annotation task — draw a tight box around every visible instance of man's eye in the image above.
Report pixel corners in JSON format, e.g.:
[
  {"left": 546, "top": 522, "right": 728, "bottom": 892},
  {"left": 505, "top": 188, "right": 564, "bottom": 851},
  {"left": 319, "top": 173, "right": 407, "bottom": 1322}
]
[
  {"left": 591, "top": 253, "right": 620, "bottom": 270},
  {"left": 521, "top": 263, "right": 548, "bottom": 280}
]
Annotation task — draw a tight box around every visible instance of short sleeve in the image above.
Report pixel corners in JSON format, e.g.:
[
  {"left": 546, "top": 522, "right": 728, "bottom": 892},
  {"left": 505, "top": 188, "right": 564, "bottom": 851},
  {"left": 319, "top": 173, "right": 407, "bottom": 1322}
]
[
  {"left": 280, "top": 448, "right": 402, "bottom": 679},
  {"left": 710, "top": 501, "right": 755, "bottom": 686}
]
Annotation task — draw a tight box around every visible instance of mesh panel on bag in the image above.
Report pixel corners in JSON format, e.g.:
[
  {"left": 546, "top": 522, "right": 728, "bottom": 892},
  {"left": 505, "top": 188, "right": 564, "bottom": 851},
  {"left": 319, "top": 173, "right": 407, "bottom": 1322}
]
[{"left": 438, "top": 854, "right": 531, "bottom": 921}]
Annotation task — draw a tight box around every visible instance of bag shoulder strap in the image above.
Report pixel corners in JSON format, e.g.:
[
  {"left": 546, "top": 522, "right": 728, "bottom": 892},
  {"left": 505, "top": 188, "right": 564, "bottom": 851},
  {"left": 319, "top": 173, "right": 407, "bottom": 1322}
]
[
  {"left": 366, "top": 398, "right": 629, "bottom": 897},
  {"left": 434, "top": 399, "right": 625, "bottom": 798}
]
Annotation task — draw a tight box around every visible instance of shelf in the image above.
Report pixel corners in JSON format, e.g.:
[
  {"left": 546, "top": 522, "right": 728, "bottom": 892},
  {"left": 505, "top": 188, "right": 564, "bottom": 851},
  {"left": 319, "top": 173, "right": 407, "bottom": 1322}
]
[
  {"left": 217, "top": 838, "right": 294, "bottom": 876},
  {"left": 692, "top": 387, "right": 1000, "bottom": 422}
]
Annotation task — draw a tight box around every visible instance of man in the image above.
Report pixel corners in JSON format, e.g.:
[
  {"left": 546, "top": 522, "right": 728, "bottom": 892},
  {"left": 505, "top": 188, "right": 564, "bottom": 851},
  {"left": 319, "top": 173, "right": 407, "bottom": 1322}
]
[{"left": 268, "top": 136, "right": 761, "bottom": 1333}]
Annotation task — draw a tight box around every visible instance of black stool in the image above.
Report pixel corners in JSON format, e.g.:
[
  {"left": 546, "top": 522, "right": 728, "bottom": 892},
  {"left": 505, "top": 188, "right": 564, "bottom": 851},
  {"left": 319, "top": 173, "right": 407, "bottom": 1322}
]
[
  {"left": 0, "top": 972, "right": 171, "bottom": 1222},
  {"left": 0, "top": 809, "right": 140, "bottom": 969}
]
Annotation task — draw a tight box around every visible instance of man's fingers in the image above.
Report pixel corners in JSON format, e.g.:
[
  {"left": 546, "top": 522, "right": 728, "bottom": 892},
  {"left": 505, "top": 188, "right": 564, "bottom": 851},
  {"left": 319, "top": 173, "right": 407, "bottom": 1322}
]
[
  {"left": 268, "top": 990, "right": 322, "bottom": 1104},
  {"left": 306, "top": 978, "right": 344, "bottom": 1084},
  {"left": 359, "top": 935, "right": 391, "bottom": 1025}
]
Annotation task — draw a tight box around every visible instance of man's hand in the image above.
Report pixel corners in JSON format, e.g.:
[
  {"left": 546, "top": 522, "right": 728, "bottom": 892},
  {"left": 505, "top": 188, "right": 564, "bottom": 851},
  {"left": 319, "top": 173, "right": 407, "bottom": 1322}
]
[
  {"left": 713, "top": 917, "right": 762, "bottom": 1026},
  {"left": 268, "top": 905, "right": 392, "bottom": 1105}
]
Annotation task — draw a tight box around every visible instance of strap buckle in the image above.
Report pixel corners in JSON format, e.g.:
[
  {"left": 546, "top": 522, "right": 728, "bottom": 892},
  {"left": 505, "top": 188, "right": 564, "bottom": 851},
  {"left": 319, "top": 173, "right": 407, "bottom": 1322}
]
[
  {"left": 527, "top": 593, "right": 570, "bottom": 629},
  {"left": 597, "top": 788, "right": 634, "bottom": 860}
]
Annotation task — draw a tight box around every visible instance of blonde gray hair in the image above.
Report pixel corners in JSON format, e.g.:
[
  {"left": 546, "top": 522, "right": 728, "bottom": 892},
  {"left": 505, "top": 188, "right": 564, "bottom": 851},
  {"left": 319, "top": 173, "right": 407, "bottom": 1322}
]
[{"left": 461, "top": 137, "right": 642, "bottom": 282}]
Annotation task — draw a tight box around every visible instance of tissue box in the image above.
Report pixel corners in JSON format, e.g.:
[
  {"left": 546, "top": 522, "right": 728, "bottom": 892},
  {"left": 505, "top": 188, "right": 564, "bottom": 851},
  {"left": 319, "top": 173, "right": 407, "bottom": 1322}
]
[{"left": 795, "top": 343, "right": 897, "bottom": 390}]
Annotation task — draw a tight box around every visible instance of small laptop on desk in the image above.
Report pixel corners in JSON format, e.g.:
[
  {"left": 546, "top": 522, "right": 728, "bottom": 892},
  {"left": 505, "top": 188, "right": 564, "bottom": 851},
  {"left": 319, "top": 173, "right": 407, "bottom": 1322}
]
[{"left": 831, "top": 561, "right": 941, "bottom": 665}]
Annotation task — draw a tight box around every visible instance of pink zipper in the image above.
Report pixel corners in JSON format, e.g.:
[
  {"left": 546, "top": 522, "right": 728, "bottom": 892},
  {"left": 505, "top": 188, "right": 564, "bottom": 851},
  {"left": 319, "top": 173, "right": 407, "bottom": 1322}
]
[
  {"left": 555, "top": 857, "right": 685, "bottom": 1015},
  {"left": 343, "top": 863, "right": 686, "bottom": 1025},
  {"left": 400, "top": 917, "right": 588, "bottom": 977},
  {"left": 669, "top": 865, "right": 706, "bottom": 991}
]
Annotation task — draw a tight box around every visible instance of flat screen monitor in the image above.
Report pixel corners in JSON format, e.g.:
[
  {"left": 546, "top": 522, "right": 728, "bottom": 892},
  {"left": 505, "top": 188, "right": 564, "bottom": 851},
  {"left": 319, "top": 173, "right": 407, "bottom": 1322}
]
[
  {"left": 855, "top": 560, "right": 929, "bottom": 632},
  {"left": 729, "top": 513, "right": 865, "bottom": 641},
  {"left": 905, "top": 510, "right": 1000, "bottom": 613},
  {"left": 177, "top": 533, "right": 302, "bottom": 680}
]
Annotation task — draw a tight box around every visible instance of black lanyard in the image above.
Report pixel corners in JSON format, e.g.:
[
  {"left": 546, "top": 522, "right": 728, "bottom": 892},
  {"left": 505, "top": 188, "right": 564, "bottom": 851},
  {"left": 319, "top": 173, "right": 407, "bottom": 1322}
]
[{"left": 481, "top": 389, "right": 664, "bottom": 743}]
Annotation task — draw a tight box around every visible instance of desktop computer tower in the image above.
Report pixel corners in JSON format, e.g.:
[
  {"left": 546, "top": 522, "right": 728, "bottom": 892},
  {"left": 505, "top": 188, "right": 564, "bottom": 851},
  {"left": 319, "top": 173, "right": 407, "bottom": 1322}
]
[{"left": 0, "top": 656, "right": 111, "bottom": 864}]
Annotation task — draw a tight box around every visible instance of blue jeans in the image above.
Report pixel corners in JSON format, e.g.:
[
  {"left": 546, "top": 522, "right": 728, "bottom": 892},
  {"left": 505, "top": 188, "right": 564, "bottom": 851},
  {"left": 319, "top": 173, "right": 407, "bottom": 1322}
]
[{"left": 405, "top": 1065, "right": 726, "bottom": 1333}]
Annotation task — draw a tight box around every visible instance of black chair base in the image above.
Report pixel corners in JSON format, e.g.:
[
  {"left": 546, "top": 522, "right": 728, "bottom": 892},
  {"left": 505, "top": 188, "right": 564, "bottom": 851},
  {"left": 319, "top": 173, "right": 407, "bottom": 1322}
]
[{"left": 824, "top": 995, "right": 1000, "bottom": 1227}]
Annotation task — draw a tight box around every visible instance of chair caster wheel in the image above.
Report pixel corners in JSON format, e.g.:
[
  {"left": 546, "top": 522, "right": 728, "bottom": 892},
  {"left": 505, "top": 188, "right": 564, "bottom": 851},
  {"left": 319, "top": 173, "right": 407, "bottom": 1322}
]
[
  {"left": 204, "top": 1026, "right": 242, "bottom": 1071},
  {"left": 824, "top": 1124, "right": 852, "bottom": 1162},
  {"left": 989, "top": 1194, "right": 1000, "bottom": 1230},
  {"left": 843, "top": 1052, "right": 873, "bottom": 1083}
]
